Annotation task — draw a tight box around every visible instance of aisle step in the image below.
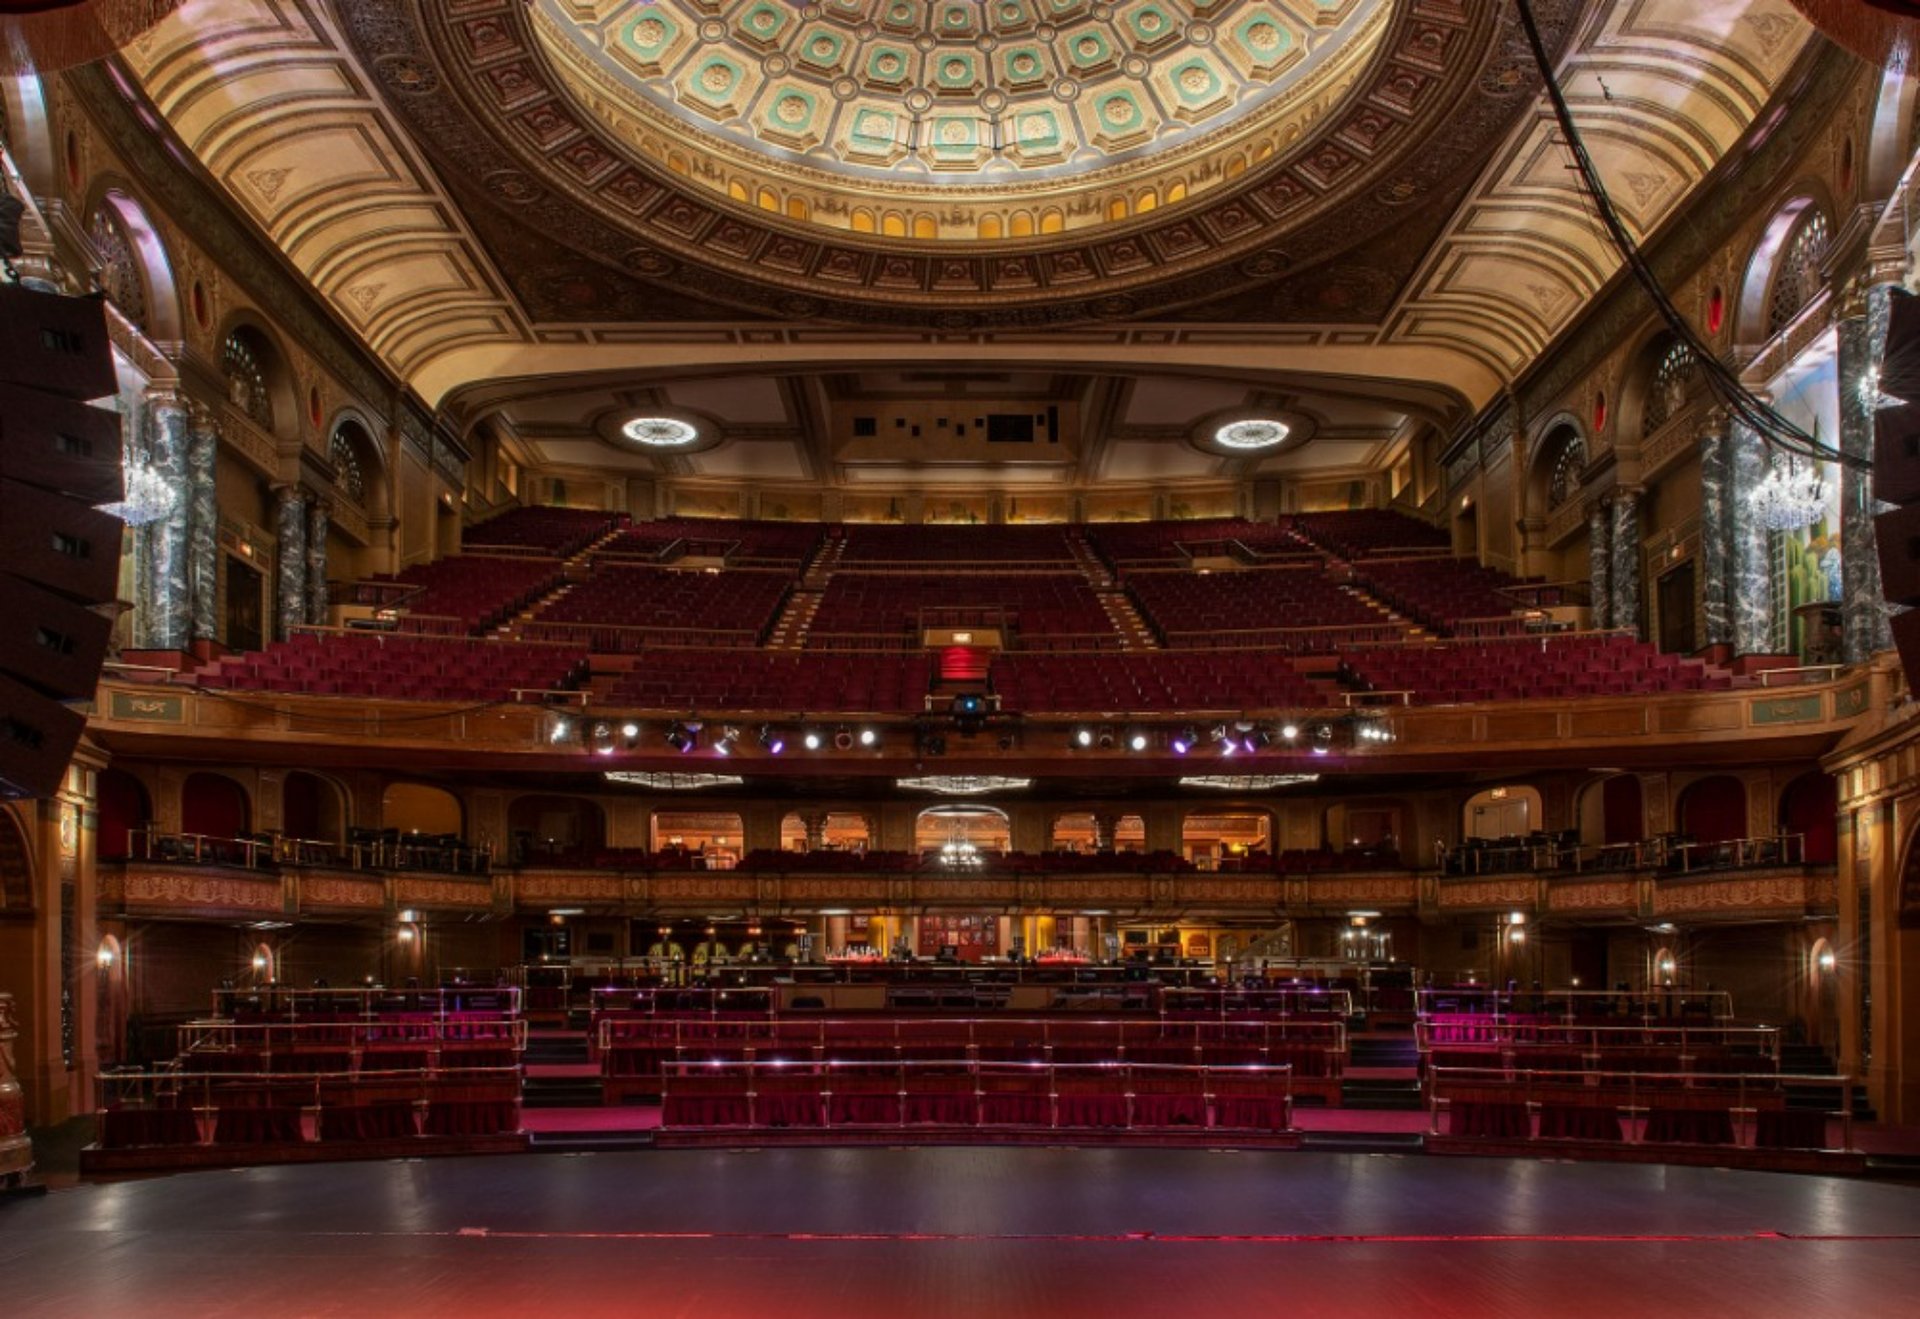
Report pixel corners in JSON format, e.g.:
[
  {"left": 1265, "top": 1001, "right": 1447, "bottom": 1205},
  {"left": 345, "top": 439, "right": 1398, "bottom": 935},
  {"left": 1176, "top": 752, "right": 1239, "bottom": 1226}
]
[
  {"left": 522, "top": 1076, "right": 605, "bottom": 1108},
  {"left": 1300, "top": 1131, "right": 1426, "bottom": 1154},
  {"left": 1340, "top": 1078, "right": 1426, "bottom": 1111}
]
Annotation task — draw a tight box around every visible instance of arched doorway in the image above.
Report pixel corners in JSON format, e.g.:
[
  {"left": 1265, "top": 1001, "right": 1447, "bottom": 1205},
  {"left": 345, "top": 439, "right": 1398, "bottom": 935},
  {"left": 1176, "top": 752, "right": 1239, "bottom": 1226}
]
[
  {"left": 914, "top": 805, "right": 1010, "bottom": 856},
  {"left": 95, "top": 934, "right": 128, "bottom": 1068},
  {"left": 282, "top": 771, "right": 346, "bottom": 846},
  {"left": 1324, "top": 801, "right": 1402, "bottom": 853},
  {"left": 1181, "top": 811, "right": 1271, "bottom": 870},
  {"left": 651, "top": 812, "right": 743, "bottom": 868},
  {"left": 1463, "top": 785, "right": 1541, "bottom": 840},
  {"left": 1576, "top": 774, "right": 1643, "bottom": 846},
  {"left": 96, "top": 768, "right": 151, "bottom": 860},
  {"left": 1779, "top": 772, "right": 1839, "bottom": 864},
  {"left": 1048, "top": 812, "right": 1145, "bottom": 853},
  {"left": 508, "top": 795, "right": 607, "bottom": 864},
  {"left": 1806, "top": 937, "right": 1840, "bottom": 1049},
  {"left": 181, "top": 772, "right": 250, "bottom": 840},
  {"left": 778, "top": 811, "right": 872, "bottom": 853},
  {"left": 380, "top": 783, "right": 463, "bottom": 837},
  {"left": 1677, "top": 776, "right": 1746, "bottom": 844}
]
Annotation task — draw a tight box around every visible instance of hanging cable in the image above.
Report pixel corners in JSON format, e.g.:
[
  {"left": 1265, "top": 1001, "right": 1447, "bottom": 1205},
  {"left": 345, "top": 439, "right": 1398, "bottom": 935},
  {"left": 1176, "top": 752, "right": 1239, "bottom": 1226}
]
[{"left": 1511, "top": 0, "right": 1865, "bottom": 471}]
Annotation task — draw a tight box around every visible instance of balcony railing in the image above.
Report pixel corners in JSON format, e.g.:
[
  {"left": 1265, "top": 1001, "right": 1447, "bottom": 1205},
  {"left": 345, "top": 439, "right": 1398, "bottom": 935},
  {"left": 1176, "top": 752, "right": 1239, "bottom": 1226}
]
[
  {"left": 123, "top": 827, "right": 492, "bottom": 875},
  {"left": 1437, "top": 832, "right": 1809, "bottom": 877}
]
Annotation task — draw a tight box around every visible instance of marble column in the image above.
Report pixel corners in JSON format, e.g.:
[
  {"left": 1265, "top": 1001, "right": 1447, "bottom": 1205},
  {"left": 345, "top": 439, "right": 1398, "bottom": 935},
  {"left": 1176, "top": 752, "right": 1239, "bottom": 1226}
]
[
  {"left": 273, "top": 486, "right": 308, "bottom": 642},
  {"left": 185, "top": 407, "right": 219, "bottom": 644},
  {"left": 1610, "top": 488, "right": 1642, "bottom": 639},
  {"left": 142, "top": 389, "right": 191, "bottom": 651},
  {"left": 799, "top": 810, "right": 828, "bottom": 851},
  {"left": 1587, "top": 502, "right": 1612, "bottom": 631},
  {"left": 306, "top": 500, "right": 331, "bottom": 626},
  {"left": 1840, "top": 288, "right": 1896, "bottom": 662},
  {"left": 1729, "top": 419, "right": 1775, "bottom": 655},
  {"left": 1697, "top": 414, "right": 1732, "bottom": 648}
]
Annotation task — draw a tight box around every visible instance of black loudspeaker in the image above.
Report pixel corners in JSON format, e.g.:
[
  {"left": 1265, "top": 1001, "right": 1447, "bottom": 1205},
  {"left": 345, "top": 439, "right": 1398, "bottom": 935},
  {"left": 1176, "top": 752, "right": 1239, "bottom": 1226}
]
[
  {"left": 1877, "top": 502, "right": 1920, "bottom": 607},
  {"left": 0, "top": 286, "right": 121, "bottom": 799},
  {"left": 1874, "top": 403, "right": 1920, "bottom": 506}
]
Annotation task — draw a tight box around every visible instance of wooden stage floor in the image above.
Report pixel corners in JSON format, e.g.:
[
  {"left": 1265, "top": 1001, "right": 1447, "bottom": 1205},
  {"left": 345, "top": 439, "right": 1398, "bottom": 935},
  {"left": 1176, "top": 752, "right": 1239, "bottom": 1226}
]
[{"left": 4, "top": 1148, "right": 1919, "bottom": 1317}]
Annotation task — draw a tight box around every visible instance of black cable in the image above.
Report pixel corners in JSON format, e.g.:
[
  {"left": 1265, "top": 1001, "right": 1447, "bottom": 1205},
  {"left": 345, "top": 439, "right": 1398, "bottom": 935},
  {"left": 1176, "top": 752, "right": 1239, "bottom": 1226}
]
[{"left": 1511, "top": 0, "right": 1865, "bottom": 471}]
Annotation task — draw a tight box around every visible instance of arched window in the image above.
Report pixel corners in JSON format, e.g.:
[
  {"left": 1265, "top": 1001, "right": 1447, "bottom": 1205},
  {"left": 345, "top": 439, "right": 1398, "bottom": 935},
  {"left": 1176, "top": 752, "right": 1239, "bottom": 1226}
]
[
  {"left": 223, "top": 330, "right": 274, "bottom": 430},
  {"left": 1548, "top": 437, "right": 1586, "bottom": 509},
  {"left": 87, "top": 206, "right": 146, "bottom": 329},
  {"left": 1765, "top": 212, "right": 1829, "bottom": 337},
  {"left": 1641, "top": 342, "right": 1696, "bottom": 439},
  {"left": 328, "top": 425, "right": 365, "bottom": 503}
]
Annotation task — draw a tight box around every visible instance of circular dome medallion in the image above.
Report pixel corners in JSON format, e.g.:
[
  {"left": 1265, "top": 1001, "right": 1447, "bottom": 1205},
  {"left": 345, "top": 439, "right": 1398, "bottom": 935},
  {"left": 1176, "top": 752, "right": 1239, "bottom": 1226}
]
[
  {"left": 621, "top": 416, "right": 700, "bottom": 447},
  {"left": 1213, "top": 419, "right": 1290, "bottom": 450},
  {"left": 530, "top": 0, "right": 1391, "bottom": 239}
]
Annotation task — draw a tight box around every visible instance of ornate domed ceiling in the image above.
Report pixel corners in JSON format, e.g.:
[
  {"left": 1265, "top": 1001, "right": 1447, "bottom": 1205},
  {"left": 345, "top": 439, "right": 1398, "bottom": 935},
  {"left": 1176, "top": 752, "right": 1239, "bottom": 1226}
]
[{"left": 533, "top": 0, "right": 1388, "bottom": 238}]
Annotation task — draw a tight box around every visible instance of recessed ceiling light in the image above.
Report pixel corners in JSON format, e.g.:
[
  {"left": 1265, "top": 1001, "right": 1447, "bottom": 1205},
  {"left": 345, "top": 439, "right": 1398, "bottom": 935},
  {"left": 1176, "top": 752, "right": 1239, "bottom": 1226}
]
[
  {"left": 1214, "top": 418, "right": 1290, "bottom": 450},
  {"left": 621, "top": 416, "right": 699, "bottom": 447}
]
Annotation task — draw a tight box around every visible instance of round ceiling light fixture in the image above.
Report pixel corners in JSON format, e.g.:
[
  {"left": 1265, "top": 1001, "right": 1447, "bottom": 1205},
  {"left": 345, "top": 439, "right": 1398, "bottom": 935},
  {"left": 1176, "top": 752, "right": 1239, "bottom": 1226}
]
[
  {"left": 621, "top": 416, "right": 699, "bottom": 447},
  {"left": 1213, "top": 418, "right": 1291, "bottom": 450}
]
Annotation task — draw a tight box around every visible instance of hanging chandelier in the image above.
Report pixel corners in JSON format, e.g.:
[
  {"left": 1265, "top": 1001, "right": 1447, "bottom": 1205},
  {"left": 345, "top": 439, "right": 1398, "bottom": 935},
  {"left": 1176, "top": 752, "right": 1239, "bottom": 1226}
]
[
  {"left": 938, "top": 837, "right": 983, "bottom": 869},
  {"left": 96, "top": 451, "right": 177, "bottom": 526},
  {"left": 1748, "top": 457, "right": 1826, "bottom": 532}
]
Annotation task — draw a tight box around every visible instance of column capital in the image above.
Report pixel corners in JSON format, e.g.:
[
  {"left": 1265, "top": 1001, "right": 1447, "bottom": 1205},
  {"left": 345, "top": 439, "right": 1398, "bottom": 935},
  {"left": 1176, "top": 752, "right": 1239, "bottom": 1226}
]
[
  {"left": 142, "top": 384, "right": 185, "bottom": 410},
  {"left": 270, "top": 483, "right": 306, "bottom": 508}
]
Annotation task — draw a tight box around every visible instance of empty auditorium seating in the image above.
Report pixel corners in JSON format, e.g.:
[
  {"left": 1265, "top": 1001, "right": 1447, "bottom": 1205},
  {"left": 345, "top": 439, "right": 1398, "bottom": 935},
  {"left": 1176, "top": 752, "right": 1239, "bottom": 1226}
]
[
  {"left": 601, "top": 518, "right": 825, "bottom": 563},
  {"left": 1294, "top": 510, "right": 1452, "bottom": 558},
  {"left": 1124, "top": 566, "right": 1388, "bottom": 647},
  {"left": 188, "top": 632, "right": 587, "bottom": 701},
  {"left": 462, "top": 505, "right": 626, "bottom": 556},
  {"left": 810, "top": 572, "right": 1115, "bottom": 644},
  {"left": 1085, "top": 518, "right": 1316, "bottom": 566},
  {"left": 1352, "top": 557, "right": 1541, "bottom": 634},
  {"left": 990, "top": 651, "right": 1323, "bottom": 711},
  {"left": 835, "top": 523, "right": 1078, "bottom": 564},
  {"left": 523, "top": 565, "right": 792, "bottom": 649},
  {"left": 366, "top": 555, "right": 567, "bottom": 633},
  {"left": 603, "top": 648, "right": 933, "bottom": 712},
  {"left": 1341, "top": 634, "right": 1733, "bottom": 703}
]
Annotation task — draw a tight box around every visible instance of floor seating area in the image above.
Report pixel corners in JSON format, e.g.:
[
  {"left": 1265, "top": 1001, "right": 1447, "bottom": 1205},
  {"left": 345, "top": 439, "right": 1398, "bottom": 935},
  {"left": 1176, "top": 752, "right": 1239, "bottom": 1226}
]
[
  {"left": 370, "top": 555, "right": 567, "bottom": 633},
  {"left": 835, "top": 523, "right": 1079, "bottom": 564},
  {"left": 1352, "top": 557, "right": 1540, "bottom": 634},
  {"left": 1124, "top": 565, "right": 1387, "bottom": 646},
  {"left": 523, "top": 565, "right": 793, "bottom": 649},
  {"left": 461, "top": 505, "right": 626, "bottom": 556},
  {"left": 602, "top": 648, "right": 933, "bottom": 711},
  {"left": 809, "top": 572, "right": 1116, "bottom": 643},
  {"left": 1295, "top": 510, "right": 1452, "bottom": 558},
  {"left": 1341, "top": 634, "right": 1733, "bottom": 702},
  {"left": 187, "top": 631, "right": 588, "bottom": 701},
  {"left": 599, "top": 518, "right": 825, "bottom": 563},
  {"left": 989, "top": 650, "right": 1324, "bottom": 711},
  {"left": 1085, "top": 519, "right": 1316, "bottom": 566},
  {"left": 605, "top": 1015, "right": 1339, "bottom": 1109},
  {"left": 655, "top": 1060, "right": 1295, "bottom": 1138}
]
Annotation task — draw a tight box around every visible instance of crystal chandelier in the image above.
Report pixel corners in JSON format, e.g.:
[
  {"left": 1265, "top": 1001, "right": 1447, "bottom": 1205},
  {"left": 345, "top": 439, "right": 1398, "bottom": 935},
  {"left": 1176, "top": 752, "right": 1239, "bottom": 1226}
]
[
  {"left": 1748, "top": 456, "right": 1826, "bottom": 532},
  {"left": 938, "top": 837, "right": 983, "bottom": 869},
  {"left": 96, "top": 451, "right": 178, "bottom": 526}
]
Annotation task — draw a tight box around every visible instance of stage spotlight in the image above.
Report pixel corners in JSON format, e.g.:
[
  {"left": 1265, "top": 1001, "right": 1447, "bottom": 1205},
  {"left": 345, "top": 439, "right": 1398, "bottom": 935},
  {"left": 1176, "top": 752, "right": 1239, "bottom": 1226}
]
[
  {"left": 951, "top": 692, "right": 987, "bottom": 734},
  {"left": 834, "top": 726, "right": 855, "bottom": 750},
  {"left": 1097, "top": 727, "right": 1115, "bottom": 750},
  {"left": 1247, "top": 727, "right": 1274, "bottom": 750},
  {"left": 1311, "top": 722, "right": 1334, "bottom": 756},
  {"left": 547, "top": 715, "right": 574, "bottom": 745},
  {"left": 1280, "top": 723, "right": 1300, "bottom": 741},
  {"left": 1171, "top": 726, "right": 1197, "bottom": 755},
  {"left": 1074, "top": 727, "right": 1095, "bottom": 748},
  {"left": 758, "top": 725, "right": 785, "bottom": 755},
  {"left": 714, "top": 726, "right": 740, "bottom": 756},
  {"left": 665, "top": 722, "right": 696, "bottom": 754},
  {"left": 1128, "top": 730, "right": 1150, "bottom": 752},
  {"left": 803, "top": 729, "right": 824, "bottom": 751},
  {"left": 620, "top": 721, "right": 641, "bottom": 740},
  {"left": 858, "top": 727, "right": 879, "bottom": 748}
]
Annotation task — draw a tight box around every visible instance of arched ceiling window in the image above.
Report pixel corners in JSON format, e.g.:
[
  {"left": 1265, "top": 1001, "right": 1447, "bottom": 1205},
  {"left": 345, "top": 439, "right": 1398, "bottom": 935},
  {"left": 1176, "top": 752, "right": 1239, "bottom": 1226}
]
[
  {"left": 1641, "top": 342, "right": 1696, "bottom": 440},
  {"left": 1765, "top": 211, "right": 1830, "bottom": 338},
  {"left": 328, "top": 425, "right": 365, "bottom": 504},
  {"left": 1548, "top": 437, "right": 1587, "bottom": 510},
  {"left": 222, "top": 331, "right": 273, "bottom": 431},
  {"left": 87, "top": 206, "right": 146, "bottom": 330}
]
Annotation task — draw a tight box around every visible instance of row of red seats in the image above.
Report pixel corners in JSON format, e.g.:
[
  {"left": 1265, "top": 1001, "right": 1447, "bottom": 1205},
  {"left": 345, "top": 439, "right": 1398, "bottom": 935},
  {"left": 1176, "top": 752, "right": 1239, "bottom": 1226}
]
[
  {"left": 1293, "top": 510, "right": 1451, "bottom": 558},
  {"left": 990, "top": 651, "right": 1324, "bottom": 711},
  {"left": 602, "top": 649, "right": 934, "bottom": 711},
  {"left": 810, "top": 571, "right": 1114, "bottom": 640},
  {"left": 1343, "top": 635, "right": 1732, "bottom": 703},
  {"left": 1085, "top": 518, "right": 1317, "bottom": 566},
  {"left": 834, "top": 523, "right": 1079, "bottom": 563},
  {"left": 462, "top": 505, "right": 626, "bottom": 556},
  {"left": 531, "top": 565, "right": 791, "bottom": 644},
  {"left": 188, "top": 633, "right": 586, "bottom": 701},
  {"left": 369, "top": 554, "right": 566, "bottom": 633},
  {"left": 601, "top": 517, "right": 825, "bottom": 562},
  {"left": 1125, "top": 565, "right": 1383, "bottom": 639},
  {"left": 1354, "top": 557, "right": 1540, "bottom": 633}
]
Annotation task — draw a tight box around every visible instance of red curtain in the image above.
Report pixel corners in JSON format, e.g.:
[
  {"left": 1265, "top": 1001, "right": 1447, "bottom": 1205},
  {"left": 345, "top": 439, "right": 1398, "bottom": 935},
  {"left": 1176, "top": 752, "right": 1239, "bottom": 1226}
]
[
  {"left": 181, "top": 773, "right": 249, "bottom": 839},
  {"left": 1678, "top": 777, "right": 1746, "bottom": 845},
  {"left": 1779, "top": 773, "right": 1839, "bottom": 864},
  {"left": 95, "top": 769, "right": 149, "bottom": 860},
  {"left": 1601, "top": 775, "right": 1643, "bottom": 844}
]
